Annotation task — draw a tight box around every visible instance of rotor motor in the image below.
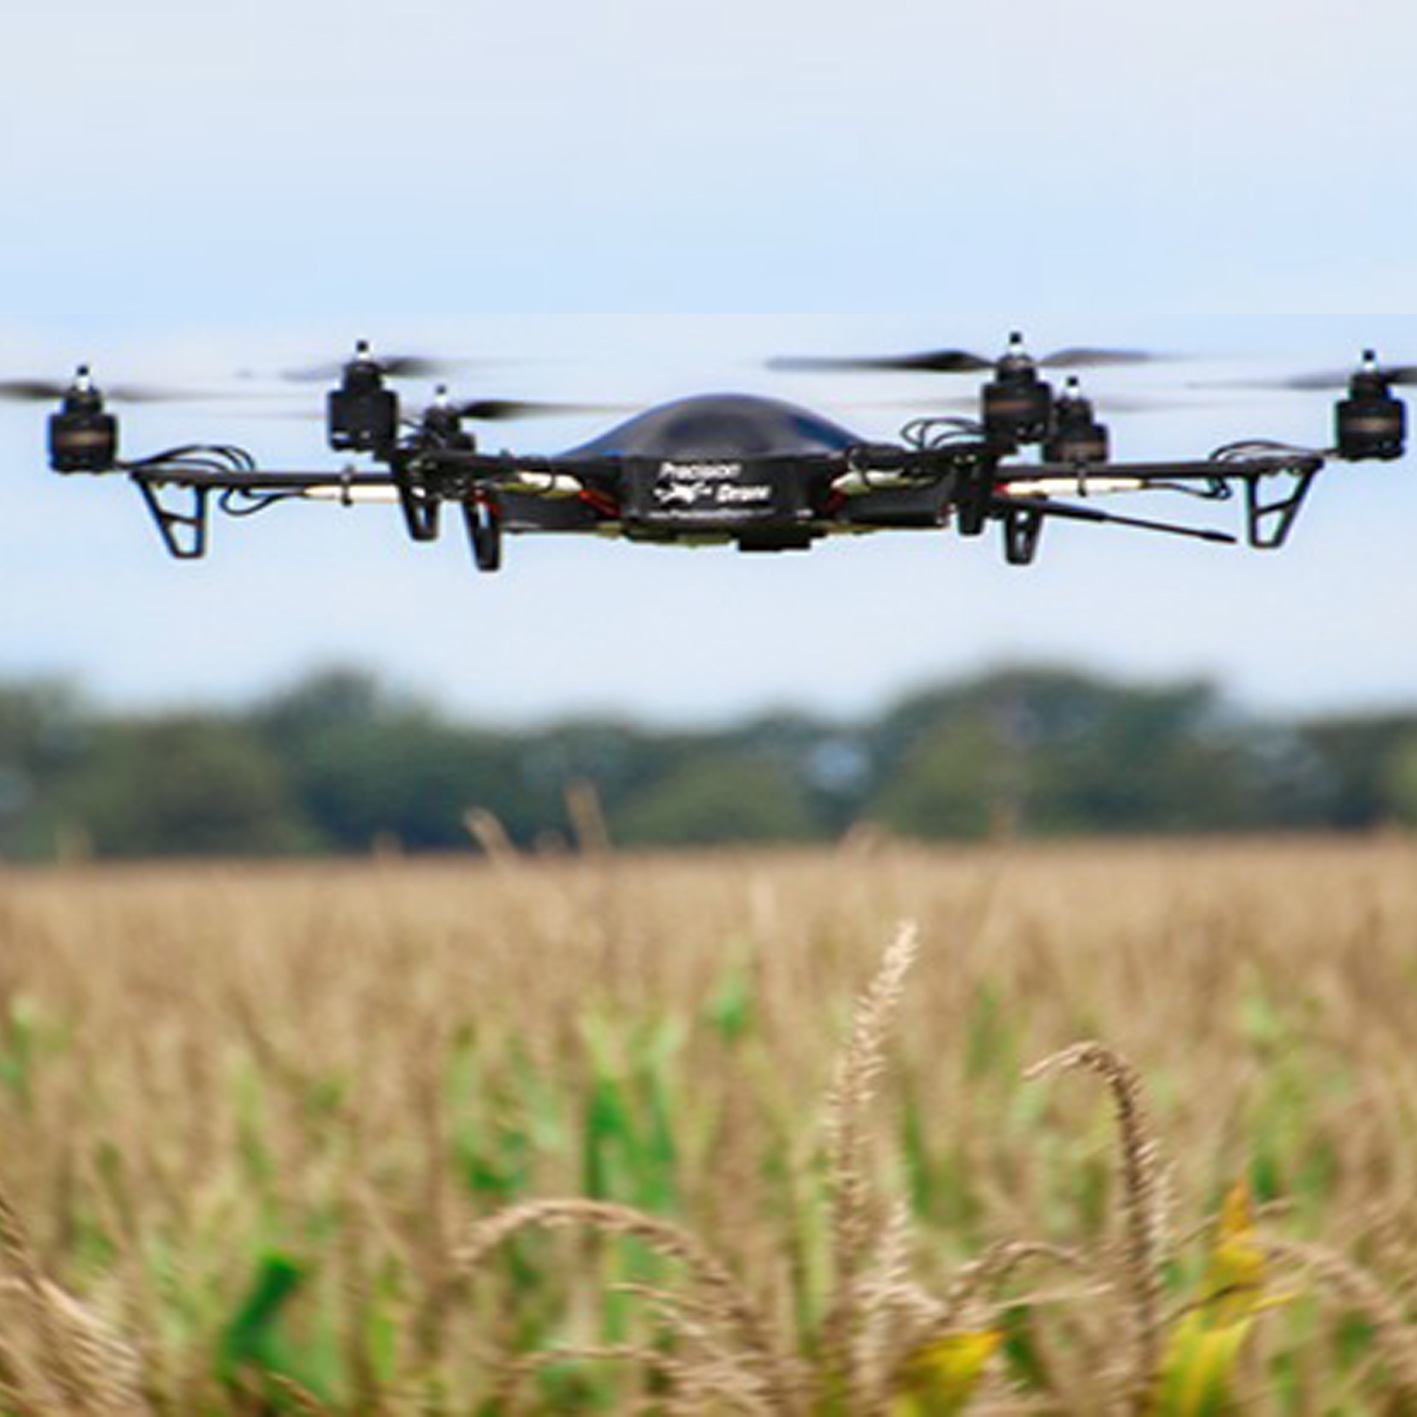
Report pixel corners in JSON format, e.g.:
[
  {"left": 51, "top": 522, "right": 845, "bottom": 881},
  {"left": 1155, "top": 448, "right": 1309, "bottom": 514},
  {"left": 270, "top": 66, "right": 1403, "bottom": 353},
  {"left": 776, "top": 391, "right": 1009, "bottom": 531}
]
[
  {"left": 48, "top": 369, "right": 118, "bottom": 473},
  {"left": 421, "top": 388, "right": 476, "bottom": 451},
  {"left": 1044, "top": 379, "right": 1110, "bottom": 465},
  {"left": 328, "top": 342, "right": 399, "bottom": 457},
  {"left": 1337, "top": 355, "right": 1407, "bottom": 462},
  {"left": 982, "top": 337, "right": 1055, "bottom": 446}
]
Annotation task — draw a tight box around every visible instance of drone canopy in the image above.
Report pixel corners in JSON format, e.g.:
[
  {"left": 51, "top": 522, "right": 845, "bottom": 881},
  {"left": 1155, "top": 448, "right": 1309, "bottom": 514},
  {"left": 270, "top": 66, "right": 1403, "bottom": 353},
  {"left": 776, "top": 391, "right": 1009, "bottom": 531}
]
[{"left": 564, "top": 393, "right": 862, "bottom": 460}]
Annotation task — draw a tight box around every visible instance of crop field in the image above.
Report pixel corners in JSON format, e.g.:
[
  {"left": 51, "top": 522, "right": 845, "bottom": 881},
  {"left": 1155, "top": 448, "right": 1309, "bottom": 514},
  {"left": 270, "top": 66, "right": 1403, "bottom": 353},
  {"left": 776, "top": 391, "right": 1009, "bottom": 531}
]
[{"left": 2, "top": 837, "right": 1417, "bottom": 1414}]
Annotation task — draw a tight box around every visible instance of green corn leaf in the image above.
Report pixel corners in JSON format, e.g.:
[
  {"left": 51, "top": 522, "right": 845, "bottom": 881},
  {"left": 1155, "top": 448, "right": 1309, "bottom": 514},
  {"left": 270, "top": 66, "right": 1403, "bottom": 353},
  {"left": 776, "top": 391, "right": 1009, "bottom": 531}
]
[
  {"left": 220, "top": 1252, "right": 306, "bottom": 1377},
  {"left": 219, "top": 1252, "right": 336, "bottom": 1406},
  {"left": 707, "top": 961, "right": 755, "bottom": 1043},
  {"left": 1148, "top": 1181, "right": 1279, "bottom": 1417},
  {"left": 1198, "top": 1182, "right": 1267, "bottom": 1329},
  {"left": 890, "top": 1331, "right": 1001, "bottom": 1416},
  {"left": 1152, "top": 1316, "right": 1256, "bottom": 1417}
]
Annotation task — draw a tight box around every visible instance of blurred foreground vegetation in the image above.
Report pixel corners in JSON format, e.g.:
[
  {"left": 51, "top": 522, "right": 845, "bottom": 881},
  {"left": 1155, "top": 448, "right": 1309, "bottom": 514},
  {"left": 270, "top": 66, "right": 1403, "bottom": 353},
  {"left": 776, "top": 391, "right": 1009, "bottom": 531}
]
[
  {"left": 3, "top": 664, "right": 1417, "bottom": 859},
  {"left": 3, "top": 843, "right": 1417, "bottom": 1412}
]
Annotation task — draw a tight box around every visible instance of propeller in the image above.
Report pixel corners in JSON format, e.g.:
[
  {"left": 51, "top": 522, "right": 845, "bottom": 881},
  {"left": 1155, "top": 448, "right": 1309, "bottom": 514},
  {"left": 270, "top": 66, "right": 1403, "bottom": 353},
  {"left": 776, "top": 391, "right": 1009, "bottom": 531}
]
[
  {"left": 1198, "top": 350, "right": 1417, "bottom": 393},
  {"left": 238, "top": 391, "right": 631, "bottom": 425},
  {"left": 769, "top": 332, "right": 1165, "bottom": 376},
  {"left": 445, "top": 397, "right": 632, "bottom": 423},
  {"left": 850, "top": 389, "right": 1197, "bottom": 417},
  {"left": 272, "top": 340, "right": 484, "bottom": 385},
  {"left": 0, "top": 366, "right": 221, "bottom": 405}
]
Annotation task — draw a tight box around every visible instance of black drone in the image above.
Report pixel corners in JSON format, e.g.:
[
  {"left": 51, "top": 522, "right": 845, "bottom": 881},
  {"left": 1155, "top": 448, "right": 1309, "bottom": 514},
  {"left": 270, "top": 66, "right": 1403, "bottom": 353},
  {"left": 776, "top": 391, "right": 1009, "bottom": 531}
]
[{"left": 8, "top": 333, "right": 1410, "bottom": 572}]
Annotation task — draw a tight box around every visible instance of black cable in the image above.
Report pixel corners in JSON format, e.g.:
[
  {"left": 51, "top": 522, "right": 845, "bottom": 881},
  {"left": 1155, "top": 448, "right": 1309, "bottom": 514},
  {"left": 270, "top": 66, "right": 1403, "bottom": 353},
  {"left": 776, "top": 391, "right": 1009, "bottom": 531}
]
[
  {"left": 902, "top": 416, "right": 984, "bottom": 451},
  {"left": 118, "top": 444, "right": 258, "bottom": 475},
  {"left": 1210, "top": 439, "right": 1326, "bottom": 463},
  {"left": 218, "top": 487, "right": 304, "bottom": 518}
]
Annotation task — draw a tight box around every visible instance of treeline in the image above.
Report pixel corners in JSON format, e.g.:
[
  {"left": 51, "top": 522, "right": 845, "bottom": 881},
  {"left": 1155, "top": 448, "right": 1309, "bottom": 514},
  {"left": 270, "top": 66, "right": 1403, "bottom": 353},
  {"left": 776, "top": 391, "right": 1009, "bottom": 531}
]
[{"left": 1, "top": 666, "right": 1415, "bottom": 860}]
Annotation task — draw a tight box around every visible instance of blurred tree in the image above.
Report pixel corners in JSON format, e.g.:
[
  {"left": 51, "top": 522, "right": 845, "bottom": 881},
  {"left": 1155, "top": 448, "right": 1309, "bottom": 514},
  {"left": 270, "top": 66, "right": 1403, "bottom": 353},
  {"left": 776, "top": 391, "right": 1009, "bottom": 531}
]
[
  {"left": 0, "top": 664, "right": 1410, "bottom": 858},
  {"left": 0, "top": 681, "right": 94, "bottom": 858},
  {"left": 866, "top": 667, "right": 1317, "bottom": 839},
  {"left": 1388, "top": 734, "right": 1417, "bottom": 827},
  {"left": 284, "top": 716, "right": 525, "bottom": 852},
  {"left": 614, "top": 753, "right": 820, "bottom": 847},
  {"left": 1295, "top": 714, "right": 1417, "bottom": 828},
  {"left": 518, "top": 719, "right": 683, "bottom": 826},
  {"left": 52, "top": 716, "right": 313, "bottom": 858},
  {"left": 869, "top": 716, "right": 1008, "bottom": 840},
  {"left": 255, "top": 666, "right": 395, "bottom": 739},
  {"left": 255, "top": 668, "right": 525, "bottom": 851},
  {"left": 720, "top": 711, "right": 868, "bottom": 835}
]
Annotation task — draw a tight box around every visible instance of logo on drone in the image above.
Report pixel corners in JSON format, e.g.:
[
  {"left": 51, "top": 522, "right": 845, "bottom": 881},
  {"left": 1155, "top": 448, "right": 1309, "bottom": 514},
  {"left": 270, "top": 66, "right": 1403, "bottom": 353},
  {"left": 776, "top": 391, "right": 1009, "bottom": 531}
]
[{"left": 654, "top": 461, "right": 772, "bottom": 512}]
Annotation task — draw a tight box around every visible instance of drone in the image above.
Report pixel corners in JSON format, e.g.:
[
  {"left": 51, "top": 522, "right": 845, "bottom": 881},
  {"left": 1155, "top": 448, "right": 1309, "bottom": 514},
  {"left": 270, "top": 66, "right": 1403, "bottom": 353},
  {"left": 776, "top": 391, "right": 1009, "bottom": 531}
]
[{"left": 6, "top": 333, "right": 1409, "bottom": 572}]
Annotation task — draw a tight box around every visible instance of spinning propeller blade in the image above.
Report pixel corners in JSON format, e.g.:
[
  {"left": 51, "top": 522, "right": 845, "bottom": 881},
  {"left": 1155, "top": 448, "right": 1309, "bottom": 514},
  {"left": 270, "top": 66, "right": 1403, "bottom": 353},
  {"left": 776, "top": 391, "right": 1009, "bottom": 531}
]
[
  {"left": 770, "top": 333, "right": 1165, "bottom": 376},
  {"left": 276, "top": 353, "right": 473, "bottom": 384},
  {"left": 0, "top": 371, "right": 223, "bottom": 405},
  {"left": 1198, "top": 350, "right": 1417, "bottom": 393},
  {"left": 852, "top": 391, "right": 1196, "bottom": 416},
  {"left": 769, "top": 350, "right": 996, "bottom": 375},
  {"left": 235, "top": 395, "right": 630, "bottom": 424},
  {"left": 451, "top": 398, "right": 632, "bottom": 423}
]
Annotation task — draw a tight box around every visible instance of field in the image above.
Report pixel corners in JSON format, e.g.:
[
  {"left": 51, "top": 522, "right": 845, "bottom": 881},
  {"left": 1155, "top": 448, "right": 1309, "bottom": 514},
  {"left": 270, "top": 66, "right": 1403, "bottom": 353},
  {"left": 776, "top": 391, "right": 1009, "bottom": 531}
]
[{"left": 2, "top": 838, "right": 1417, "bottom": 1414}]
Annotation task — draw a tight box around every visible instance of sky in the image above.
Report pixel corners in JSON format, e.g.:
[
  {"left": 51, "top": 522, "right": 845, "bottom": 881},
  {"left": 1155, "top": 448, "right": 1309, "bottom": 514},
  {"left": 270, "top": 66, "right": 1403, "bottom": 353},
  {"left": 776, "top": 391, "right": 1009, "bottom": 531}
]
[{"left": 2, "top": 0, "right": 1416, "bottom": 726}]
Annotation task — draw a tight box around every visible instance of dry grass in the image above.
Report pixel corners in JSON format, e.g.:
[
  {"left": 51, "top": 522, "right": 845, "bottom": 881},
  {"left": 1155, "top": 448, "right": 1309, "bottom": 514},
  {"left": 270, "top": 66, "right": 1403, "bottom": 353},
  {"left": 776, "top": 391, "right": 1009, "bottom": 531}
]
[{"left": 0, "top": 837, "right": 1415, "bottom": 1412}]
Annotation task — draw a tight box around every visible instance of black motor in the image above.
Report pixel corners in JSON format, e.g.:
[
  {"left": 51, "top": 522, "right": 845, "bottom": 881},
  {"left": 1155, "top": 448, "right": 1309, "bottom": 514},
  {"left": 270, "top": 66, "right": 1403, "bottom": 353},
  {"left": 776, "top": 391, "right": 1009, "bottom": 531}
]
[
  {"left": 328, "top": 342, "right": 399, "bottom": 458},
  {"left": 1337, "top": 352, "right": 1408, "bottom": 462},
  {"left": 982, "top": 334, "right": 1056, "bottom": 447},
  {"left": 49, "top": 368, "right": 118, "bottom": 473},
  {"left": 1044, "top": 378, "right": 1110, "bottom": 465}
]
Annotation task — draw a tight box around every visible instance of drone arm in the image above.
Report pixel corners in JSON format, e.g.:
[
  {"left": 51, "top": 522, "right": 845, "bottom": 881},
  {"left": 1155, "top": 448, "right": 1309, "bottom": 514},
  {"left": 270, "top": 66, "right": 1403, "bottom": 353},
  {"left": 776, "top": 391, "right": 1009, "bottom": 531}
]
[
  {"left": 1008, "top": 453, "right": 1324, "bottom": 485},
  {"left": 121, "top": 448, "right": 626, "bottom": 560},
  {"left": 124, "top": 465, "right": 406, "bottom": 558},
  {"left": 996, "top": 452, "right": 1327, "bottom": 552}
]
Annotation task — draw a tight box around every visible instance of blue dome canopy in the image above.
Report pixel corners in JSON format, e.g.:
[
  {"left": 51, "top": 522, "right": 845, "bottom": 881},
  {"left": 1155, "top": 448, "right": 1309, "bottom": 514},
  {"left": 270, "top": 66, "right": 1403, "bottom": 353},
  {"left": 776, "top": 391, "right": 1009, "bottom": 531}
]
[{"left": 564, "top": 393, "right": 862, "bottom": 460}]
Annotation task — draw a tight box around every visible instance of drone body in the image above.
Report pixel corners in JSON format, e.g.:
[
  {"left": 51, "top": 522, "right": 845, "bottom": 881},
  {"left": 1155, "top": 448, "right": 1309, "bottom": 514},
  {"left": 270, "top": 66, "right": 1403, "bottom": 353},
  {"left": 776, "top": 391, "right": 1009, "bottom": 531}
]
[{"left": 14, "top": 335, "right": 1411, "bottom": 572}]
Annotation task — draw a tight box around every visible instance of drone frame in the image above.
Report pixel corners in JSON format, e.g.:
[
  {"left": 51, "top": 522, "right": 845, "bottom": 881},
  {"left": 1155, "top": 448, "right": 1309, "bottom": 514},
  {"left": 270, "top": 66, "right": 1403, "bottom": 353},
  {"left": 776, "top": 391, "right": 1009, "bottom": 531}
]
[{"left": 41, "top": 340, "right": 1409, "bottom": 572}]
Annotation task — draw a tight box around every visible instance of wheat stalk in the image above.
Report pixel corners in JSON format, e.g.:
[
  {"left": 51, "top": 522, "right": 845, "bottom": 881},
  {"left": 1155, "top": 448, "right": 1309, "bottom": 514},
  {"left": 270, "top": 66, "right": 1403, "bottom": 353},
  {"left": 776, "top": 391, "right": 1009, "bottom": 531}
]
[
  {"left": 936, "top": 1241, "right": 1092, "bottom": 1331},
  {"left": 1027, "top": 1043, "right": 1164, "bottom": 1416},
  {"left": 262, "top": 1371, "right": 336, "bottom": 1416},
  {"left": 464, "top": 807, "right": 520, "bottom": 865},
  {"left": 854, "top": 1198, "right": 921, "bottom": 1416},
  {"left": 0, "top": 1180, "right": 91, "bottom": 1414},
  {"left": 821, "top": 921, "right": 921, "bottom": 1408},
  {"left": 459, "top": 1198, "right": 801, "bottom": 1415},
  {"left": 0, "top": 1181, "right": 150, "bottom": 1416},
  {"left": 1266, "top": 1240, "right": 1417, "bottom": 1402}
]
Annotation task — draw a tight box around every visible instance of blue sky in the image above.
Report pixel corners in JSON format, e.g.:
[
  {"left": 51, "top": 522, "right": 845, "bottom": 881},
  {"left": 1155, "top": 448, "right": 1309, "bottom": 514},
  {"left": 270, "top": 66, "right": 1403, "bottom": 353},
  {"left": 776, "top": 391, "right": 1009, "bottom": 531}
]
[{"left": 3, "top": 0, "right": 1416, "bottom": 723}]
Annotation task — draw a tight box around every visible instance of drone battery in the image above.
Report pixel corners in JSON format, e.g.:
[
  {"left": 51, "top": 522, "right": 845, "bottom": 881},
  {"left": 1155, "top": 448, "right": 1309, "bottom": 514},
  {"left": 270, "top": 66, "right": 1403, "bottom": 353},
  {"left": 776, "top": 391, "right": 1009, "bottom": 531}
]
[
  {"left": 1338, "top": 394, "right": 1407, "bottom": 462},
  {"left": 48, "top": 407, "right": 118, "bottom": 472},
  {"left": 328, "top": 385, "right": 398, "bottom": 456}
]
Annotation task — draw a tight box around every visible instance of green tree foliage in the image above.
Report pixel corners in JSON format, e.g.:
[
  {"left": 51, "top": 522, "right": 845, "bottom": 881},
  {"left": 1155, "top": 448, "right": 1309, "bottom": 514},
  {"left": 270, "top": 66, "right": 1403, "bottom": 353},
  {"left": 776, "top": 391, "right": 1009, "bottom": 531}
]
[
  {"left": 53, "top": 715, "right": 314, "bottom": 858},
  {"left": 255, "top": 669, "right": 528, "bottom": 851},
  {"left": 866, "top": 668, "right": 1324, "bottom": 840},
  {"left": 0, "top": 680, "right": 92, "bottom": 857},
  {"left": 615, "top": 753, "right": 821, "bottom": 846},
  {"left": 1295, "top": 713, "right": 1417, "bottom": 828},
  {"left": 0, "top": 664, "right": 1411, "bottom": 859},
  {"left": 1389, "top": 734, "right": 1417, "bottom": 827}
]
